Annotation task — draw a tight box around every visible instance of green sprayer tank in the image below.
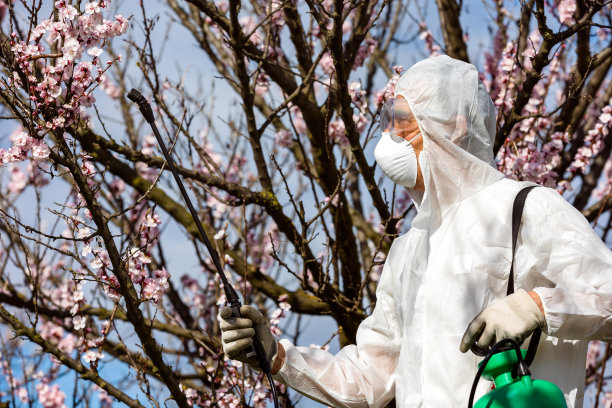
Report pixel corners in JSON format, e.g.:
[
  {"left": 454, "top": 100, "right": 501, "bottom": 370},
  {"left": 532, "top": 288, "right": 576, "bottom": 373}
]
[{"left": 473, "top": 349, "right": 567, "bottom": 408}]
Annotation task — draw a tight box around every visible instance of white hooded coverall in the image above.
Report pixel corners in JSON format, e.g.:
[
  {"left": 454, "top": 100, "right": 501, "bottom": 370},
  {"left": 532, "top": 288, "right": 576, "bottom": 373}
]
[{"left": 274, "top": 56, "right": 612, "bottom": 408}]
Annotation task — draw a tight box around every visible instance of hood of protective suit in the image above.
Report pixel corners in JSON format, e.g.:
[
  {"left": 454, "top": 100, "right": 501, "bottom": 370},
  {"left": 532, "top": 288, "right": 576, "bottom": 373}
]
[{"left": 394, "top": 55, "right": 504, "bottom": 230}]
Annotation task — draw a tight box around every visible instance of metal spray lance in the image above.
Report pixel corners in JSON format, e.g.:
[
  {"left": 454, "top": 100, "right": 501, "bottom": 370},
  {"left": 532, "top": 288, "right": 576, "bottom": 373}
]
[{"left": 127, "top": 89, "right": 280, "bottom": 408}]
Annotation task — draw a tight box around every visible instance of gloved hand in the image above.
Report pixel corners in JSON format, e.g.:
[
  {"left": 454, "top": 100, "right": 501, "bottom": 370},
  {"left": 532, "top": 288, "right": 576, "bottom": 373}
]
[
  {"left": 219, "top": 305, "right": 278, "bottom": 371},
  {"left": 460, "top": 289, "right": 545, "bottom": 353}
]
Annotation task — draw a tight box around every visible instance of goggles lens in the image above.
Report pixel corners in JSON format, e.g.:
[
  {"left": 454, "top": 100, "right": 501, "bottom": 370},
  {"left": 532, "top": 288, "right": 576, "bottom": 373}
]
[{"left": 381, "top": 98, "right": 414, "bottom": 138}]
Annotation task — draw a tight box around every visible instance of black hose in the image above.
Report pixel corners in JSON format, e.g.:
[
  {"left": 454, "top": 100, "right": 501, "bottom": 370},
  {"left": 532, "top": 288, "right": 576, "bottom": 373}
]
[
  {"left": 127, "top": 89, "right": 280, "bottom": 408},
  {"left": 468, "top": 339, "right": 530, "bottom": 408}
]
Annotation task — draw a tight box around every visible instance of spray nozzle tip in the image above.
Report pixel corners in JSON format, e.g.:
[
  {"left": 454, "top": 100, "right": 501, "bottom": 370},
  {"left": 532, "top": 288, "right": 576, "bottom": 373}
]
[
  {"left": 127, "top": 88, "right": 154, "bottom": 123},
  {"left": 127, "top": 88, "right": 144, "bottom": 103}
]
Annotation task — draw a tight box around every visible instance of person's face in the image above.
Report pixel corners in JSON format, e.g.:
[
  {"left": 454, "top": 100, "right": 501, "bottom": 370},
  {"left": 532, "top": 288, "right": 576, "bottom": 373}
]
[
  {"left": 380, "top": 95, "right": 425, "bottom": 191},
  {"left": 381, "top": 96, "right": 421, "bottom": 142}
]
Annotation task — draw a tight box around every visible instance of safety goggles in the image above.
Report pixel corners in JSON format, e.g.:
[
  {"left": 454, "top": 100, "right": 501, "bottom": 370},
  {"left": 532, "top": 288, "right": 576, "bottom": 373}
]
[{"left": 380, "top": 98, "right": 415, "bottom": 140}]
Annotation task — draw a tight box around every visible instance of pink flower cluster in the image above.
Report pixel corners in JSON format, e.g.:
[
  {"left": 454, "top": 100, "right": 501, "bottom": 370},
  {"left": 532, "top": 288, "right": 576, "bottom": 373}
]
[
  {"left": 255, "top": 73, "right": 270, "bottom": 97},
  {"left": 319, "top": 52, "right": 335, "bottom": 76},
  {"left": 36, "top": 382, "right": 67, "bottom": 408},
  {"left": 142, "top": 267, "right": 171, "bottom": 304},
  {"left": 374, "top": 66, "right": 403, "bottom": 108},
  {"left": 569, "top": 100, "right": 611, "bottom": 175},
  {"left": 586, "top": 340, "right": 601, "bottom": 370},
  {"left": 244, "top": 223, "right": 280, "bottom": 270},
  {"left": 1, "top": 127, "right": 51, "bottom": 166},
  {"left": 0, "top": 1, "right": 7, "bottom": 23},
  {"left": 8, "top": 0, "right": 128, "bottom": 133},
  {"left": 270, "top": 294, "right": 291, "bottom": 335},
  {"left": 327, "top": 81, "right": 370, "bottom": 147},
  {"left": 558, "top": 0, "right": 576, "bottom": 25},
  {"left": 239, "top": 16, "right": 263, "bottom": 45},
  {"left": 328, "top": 119, "right": 347, "bottom": 147},
  {"left": 0, "top": 350, "right": 29, "bottom": 402},
  {"left": 348, "top": 81, "right": 369, "bottom": 134},
  {"left": 182, "top": 371, "right": 279, "bottom": 407},
  {"left": 265, "top": 0, "right": 285, "bottom": 30},
  {"left": 497, "top": 130, "right": 568, "bottom": 188},
  {"left": 289, "top": 104, "right": 307, "bottom": 135},
  {"left": 492, "top": 41, "right": 519, "bottom": 114},
  {"left": 74, "top": 204, "right": 168, "bottom": 304},
  {"left": 274, "top": 129, "right": 293, "bottom": 148},
  {"left": 418, "top": 22, "right": 441, "bottom": 57},
  {"left": 39, "top": 320, "right": 78, "bottom": 355},
  {"left": 352, "top": 39, "right": 377, "bottom": 71},
  {"left": 99, "top": 73, "right": 121, "bottom": 99},
  {"left": 592, "top": 156, "right": 612, "bottom": 200}
]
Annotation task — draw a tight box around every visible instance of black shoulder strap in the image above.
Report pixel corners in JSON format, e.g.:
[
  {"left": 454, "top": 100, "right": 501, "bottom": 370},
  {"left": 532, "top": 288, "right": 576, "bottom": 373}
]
[
  {"left": 507, "top": 185, "right": 540, "bottom": 366},
  {"left": 507, "top": 185, "right": 538, "bottom": 296}
]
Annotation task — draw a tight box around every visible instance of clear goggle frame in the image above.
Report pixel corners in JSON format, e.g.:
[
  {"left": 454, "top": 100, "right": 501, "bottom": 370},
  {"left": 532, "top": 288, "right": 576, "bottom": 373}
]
[{"left": 380, "top": 98, "right": 416, "bottom": 142}]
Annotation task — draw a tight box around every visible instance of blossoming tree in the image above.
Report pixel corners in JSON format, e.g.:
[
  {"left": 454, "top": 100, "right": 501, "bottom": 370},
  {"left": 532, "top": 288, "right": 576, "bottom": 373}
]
[{"left": 0, "top": 0, "right": 610, "bottom": 407}]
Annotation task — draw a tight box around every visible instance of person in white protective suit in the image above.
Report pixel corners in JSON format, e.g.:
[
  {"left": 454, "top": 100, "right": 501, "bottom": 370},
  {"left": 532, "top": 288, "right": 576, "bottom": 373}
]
[{"left": 218, "top": 55, "right": 612, "bottom": 407}]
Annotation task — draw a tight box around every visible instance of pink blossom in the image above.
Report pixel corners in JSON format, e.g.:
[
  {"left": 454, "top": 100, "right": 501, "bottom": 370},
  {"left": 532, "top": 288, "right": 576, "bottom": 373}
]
[
  {"left": 216, "top": 0, "right": 228, "bottom": 13},
  {"left": 586, "top": 340, "right": 601, "bottom": 370},
  {"left": 354, "top": 113, "right": 368, "bottom": 134},
  {"left": 156, "top": 267, "right": 171, "bottom": 282},
  {"left": 181, "top": 274, "right": 199, "bottom": 291},
  {"left": 144, "top": 212, "right": 161, "bottom": 228},
  {"left": 278, "top": 294, "right": 291, "bottom": 311},
  {"left": 239, "top": 16, "right": 263, "bottom": 45},
  {"left": 592, "top": 156, "right": 612, "bottom": 199},
  {"left": 274, "top": 129, "right": 293, "bottom": 147},
  {"left": 328, "top": 119, "right": 348, "bottom": 147},
  {"left": 72, "top": 315, "right": 87, "bottom": 330},
  {"left": 558, "top": 0, "right": 576, "bottom": 25},
  {"left": 142, "top": 277, "right": 167, "bottom": 303},
  {"left": 99, "top": 73, "right": 120, "bottom": 99},
  {"left": 57, "top": 2, "right": 77, "bottom": 20},
  {"left": 141, "top": 134, "right": 157, "bottom": 156},
  {"left": 90, "top": 250, "right": 110, "bottom": 270},
  {"left": 36, "top": 383, "right": 67, "bottom": 408},
  {"left": 11, "top": 129, "right": 31, "bottom": 149},
  {"left": 84, "top": 2, "right": 101, "bottom": 15},
  {"left": 82, "top": 350, "right": 104, "bottom": 363},
  {"left": 255, "top": 73, "right": 270, "bottom": 97},
  {"left": 213, "top": 228, "right": 226, "bottom": 240},
  {"left": 95, "top": 386, "right": 113, "bottom": 408},
  {"left": 267, "top": 0, "right": 285, "bottom": 29},
  {"left": 58, "top": 334, "right": 77, "bottom": 354},
  {"left": 374, "top": 66, "right": 403, "bottom": 107},
  {"left": 319, "top": 52, "right": 335, "bottom": 76},
  {"left": 18, "top": 387, "right": 28, "bottom": 403},
  {"left": 109, "top": 178, "right": 125, "bottom": 196},
  {"left": 352, "top": 39, "right": 377, "bottom": 70},
  {"left": 289, "top": 105, "right": 307, "bottom": 135},
  {"left": 0, "top": 1, "right": 7, "bottom": 23},
  {"left": 418, "top": 23, "right": 441, "bottom": 56},
  {"left": 62, "top": 37, "right": 82, "bottom": 60},
  {"left": 569, "top": 100, "right": 611, "bottom": 174},
  {"left": 32, "top": 141, "right": 51, "bottom": 160},
  {"left": 8, "top": 166, "right": 27, "bottom": 193}
]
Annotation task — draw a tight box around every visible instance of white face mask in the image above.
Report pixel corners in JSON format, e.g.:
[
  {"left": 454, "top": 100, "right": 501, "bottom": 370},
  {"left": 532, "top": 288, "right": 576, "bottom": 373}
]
[{"left": 374, "top": 131, "right": 418, "bottom": 189}]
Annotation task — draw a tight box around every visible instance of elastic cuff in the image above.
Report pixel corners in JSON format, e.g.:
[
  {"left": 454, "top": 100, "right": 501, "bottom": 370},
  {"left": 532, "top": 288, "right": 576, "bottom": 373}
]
[
  {"left": 271, "top": 342, "right": 285, "bottom": 375},
  {"left": 532, "top": 287, "right": 559, "bottom": 335}
]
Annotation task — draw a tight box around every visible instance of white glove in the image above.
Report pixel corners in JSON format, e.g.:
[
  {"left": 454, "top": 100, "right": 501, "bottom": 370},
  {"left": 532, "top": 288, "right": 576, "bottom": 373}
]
[
  {"left": 218, "top": 305, "right": 278, "bottom": 370},
  {"left": 460, "top": 289, "right": 545, "bottom": 353}
]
